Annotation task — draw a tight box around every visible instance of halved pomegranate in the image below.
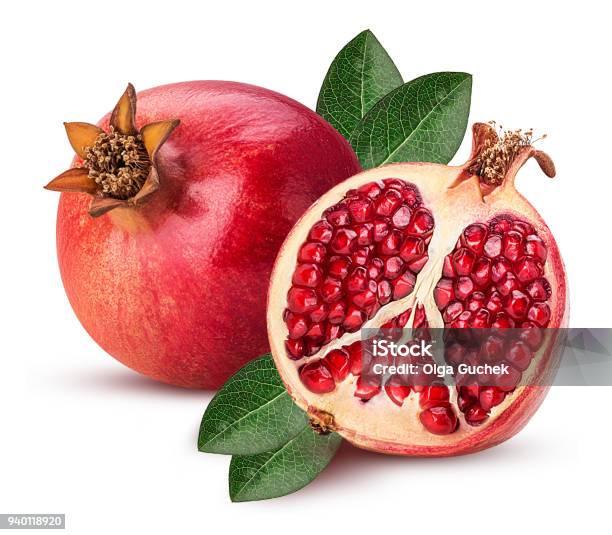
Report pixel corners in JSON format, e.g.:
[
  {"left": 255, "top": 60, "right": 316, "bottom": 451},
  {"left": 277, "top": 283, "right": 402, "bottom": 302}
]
[{"left": 267, "top": 123, "right": 568, "bottom": 456}]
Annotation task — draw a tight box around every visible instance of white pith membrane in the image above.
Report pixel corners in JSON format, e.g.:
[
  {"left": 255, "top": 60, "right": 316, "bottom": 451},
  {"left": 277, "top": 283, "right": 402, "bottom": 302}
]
[{"left": 267, "top": 124, "right": 568, "bottom": 455}]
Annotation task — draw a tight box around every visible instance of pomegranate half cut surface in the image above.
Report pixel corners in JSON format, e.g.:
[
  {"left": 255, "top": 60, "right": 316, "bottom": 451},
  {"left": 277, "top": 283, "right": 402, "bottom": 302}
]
[{"left": 267, "top": 123, "right": 568, "bottom": 456}]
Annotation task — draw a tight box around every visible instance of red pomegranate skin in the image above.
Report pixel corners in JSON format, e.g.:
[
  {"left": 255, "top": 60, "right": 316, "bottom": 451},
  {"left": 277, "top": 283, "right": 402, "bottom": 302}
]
[{"left": 56, "top": 81, "right": 361, "bottom": 388}]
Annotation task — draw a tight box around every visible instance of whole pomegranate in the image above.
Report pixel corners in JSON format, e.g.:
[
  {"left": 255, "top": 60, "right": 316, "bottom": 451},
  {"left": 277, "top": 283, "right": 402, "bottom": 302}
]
[
  {"left": 46, "top": 82, "right": 360, "bottom": 389},
  {"left": 267, "top": 123, "right": 568, "bottom": 456}
]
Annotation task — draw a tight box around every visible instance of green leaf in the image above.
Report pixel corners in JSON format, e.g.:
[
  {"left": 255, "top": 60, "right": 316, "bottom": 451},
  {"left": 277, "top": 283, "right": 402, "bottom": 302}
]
[
  {"left": 198, "top": 355, "right": 308, "bottom": 455},
  {"left": 229, "top": 427, "right": 342, "bottom": 502},
  {"left": 317, "top": 29, "right": 403, "bottom": 140},
  {"left": 349, "top": 72, "right": 472, "bottom": 169}
]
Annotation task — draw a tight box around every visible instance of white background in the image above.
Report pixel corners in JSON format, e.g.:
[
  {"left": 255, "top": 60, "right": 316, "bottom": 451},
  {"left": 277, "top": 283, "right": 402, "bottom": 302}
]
[{"left": 1, "top": 0, "right": 610, "bottom": 533}]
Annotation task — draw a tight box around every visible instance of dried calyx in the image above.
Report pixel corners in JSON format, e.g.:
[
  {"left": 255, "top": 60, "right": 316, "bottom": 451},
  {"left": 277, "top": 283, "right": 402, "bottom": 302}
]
[
  {"left": 466, "top": 122, "right": 555, "bottom": 187},
  {"left": 45, "top": 84, "right": 180, "bottom": 217},
  {"left": 85, "top": 128, "right": 150, "bottom": 199}
]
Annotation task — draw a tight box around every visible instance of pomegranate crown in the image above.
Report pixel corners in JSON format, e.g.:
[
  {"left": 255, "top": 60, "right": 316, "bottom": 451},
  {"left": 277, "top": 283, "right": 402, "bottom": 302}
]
[
  {"left": 466, "top": 122, "right": 555, "bottom": 188},
  {"left": 45, "top": 84, "right": 180, "bottom": 217}
]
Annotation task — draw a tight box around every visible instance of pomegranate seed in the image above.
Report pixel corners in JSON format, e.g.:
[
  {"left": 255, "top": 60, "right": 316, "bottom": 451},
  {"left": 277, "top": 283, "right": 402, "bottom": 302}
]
[
  {"left": 377, "top": 280, "right": 392, "bottom": 304},
  {"left": 443, "top": 301, "right": 464, "bottom": 322},
  {"left": 494, "top": 366, "right": 522, "bottom": 392},
  {"left": 327, "top": 301, "right": 346, "bottom": 324},
  {"left": 460, "top": 384, "right": 480, "bottom": 400},
  {"left": 354, "top": 223, "right": 374, "bottom": 245},
  {"left": 347, "top": 198, "right": 373, "bottom": 223},
  {"left": 445, "top": 343, "right": 466, "bottom": 366},
  {"left": 470, "top": 308, "right": 491, "bottom": 328},
  {"left": 354, "top": 376, "right": 381, "bottom": 400},
  {"left": 383, "top": 256, "right": 404, "bottom": 279},
  {"left": 412, "top": 304, "right": 428, "bottom": 328},
  {"left": 525, "top": 278, "right": 550, "bottom": 301},
  {"left": 383, "top": 178, "right": 405, "bottom": 190},
  {"left": 309, "top": 221, "right": 333, "bottom": 243},
  {"left": 497, "top": 272, "right": 520, "bottom": 297},
  {"left": 392, "top": 271, "right": 416, "bottom": 299},
  {"left": 352, "top": 289, "right": 377, "bottom": 309},
  {"left": 392, "top": 205, "right": 411, "bottom": 228},
  {"left": 324, "top": 323, "right": 343, "bottom": 344},
  {"left": 305, "top": 323, "right": 325, "bottom": 344},
  {"left": 358, "top": 182, "right": 382, "bottom": 199},
  {"left": 419, "top": 405, "right": 457, "bottom": 435},
  {"left": 365, "top": 302, "right": 381, "bottom": 319},
  {"left": 525, "top": 235, "right": 547, "bottom": 262},
  {"left": 399, "top": 236, "right": 424, "bottom": 262},
  {"left": 486, "top": 290, "right": 503, "bottom": 313},
  {"left": 396, "top": 309, "right": 411, "bottom": 327},
  {"left": 347, "top": 341, "right": 363, "bottom": 375},
  {"left": 457, "top": 395, "right": 473, "bottom": 413},
  {"left": 292, "top": 263, "right": 322, "bottom": 288},
  {"left": 351, "top": 246, "right": 372, "bottom": 266},
  {"left": 346, "top": 267, "right": 368, "bottom": 293},
  {"left": 481, "top": 335, "right": 504, "bottom": 362},
  {"left": 434, "top": 278, "right": 454, "bottom": 309},
  {"left": 472, "top": 257, "right": 492, "bottom": 287},
  {"left": 491, "top": 312, "right": 515, "bottom": 329},
  {"left": 408, "top": 254, "right": 428, "bottom": 273},
  {"left": 304, "top": 341, "right": 321, "bottom": 356},
  {"left": 502, "top": 230, "right": 524, "bottom": 262},
  {"left": 382, "top": 318, "right": 397, "bottom": 331},
  {"left": 401, "top": 185, "right": 420, "bottom": 206},
  {"left": 298, "top": 242, "right": 326, "bottom": 264},
  {"left": 464, "top": 404, "right": 489, "bottom": 426},
  {"left": 309, "top": 303, "right": 329, "bottom": 323},
  {"left": 490, "top": 216, "right": 512, "bottom": 234},
  {"left": 330, "top": 228, "right": 357, "bottom": 254},
  {"left": 452, "top": 247, "right": 476, "bottom": 276},
  {"left": 442, "top": 255, "right": 455, "bottom": 277},
  {"left": 506, "top": 341, "right": 532, "bottom": 371},
  {"left": 343, "top": 305, "right": 365, "bottom": 332},
  {"left": 419, "top": 384, "right": 450, "bottom": 409},
  {"left": 512, "top": 221, "right": 534, "bottom": 236},
  {"left": 483, "top": 234, "right": 503, "bottom": 258},
  {"left": 319, "top": 277, "right": 343, "bottom": 303},
  {"left": 466, "top": 291, "right": 486, "bottom": 312},
  {"left": 373, "top": 219, "right": 390, "bottom": 242},
  {"left": 328, "top": 256, "right": 351, "bottom": 279},
  {"left": 299, "top": 361, "right": 336, "bottom": 393},
  {"left": 286, "top": 313, "right": 309, "bottom": 339},
  {"left": 406, "top": 207, "right": 434, "bottom": 236},
  {"left": 505, "top": 289, "right": 531, "bottom": 320},
  {"left": 378, "top": 229, "right": 402, "bottom": 255},
  {"left": 324, "top": 349, "right": 350, "bottom": 382},
  {"left": 519, "top": 323, "right": 543, "bottom": 351},
  {"left": 367, "top": 257, "right": 384, "bottom": 280},
  {"left": 451, "top": 310, "right": 472, "bottom": 328},
  {"left": 491, "top": 257, "right": 512, "bottom": 282},
  {"left": 287, "top": 287, "right": 319, "bottom": 313},
  {"left": 527, "top": 302, "right": 551, "bottom": 327},
  {"left": 515, "top": 256, "right": 542, "bottom": 283},
  {"left": 324, "top": 204, "right": 350, "bottom": 226},
  {"left": 462, "top": 223, "right": 488, "bottom": 253},
  {"left": 454, "top": 276, "right": 475, "bottom": 301},
  {"left": 374, "top": 189, "right": 403, "bottom": 216},
  {"left": 479, "top": 387, "right": 506, "bottom": 411},
  {"left": 285, "top": 339, "right": 305, "bottom": 359},
  {"left": 385, "top": 382, "right": 411, "bottom": 406}
]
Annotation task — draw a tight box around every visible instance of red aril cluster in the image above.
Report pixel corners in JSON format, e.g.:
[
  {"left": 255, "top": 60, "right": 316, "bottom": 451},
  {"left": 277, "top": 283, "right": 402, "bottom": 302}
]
[
  {"left": 284, "top": 179, "right": 434, "bottom": 360},
  {"left": 434, "top": 214, "right": 553, "bottom": 425}
]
